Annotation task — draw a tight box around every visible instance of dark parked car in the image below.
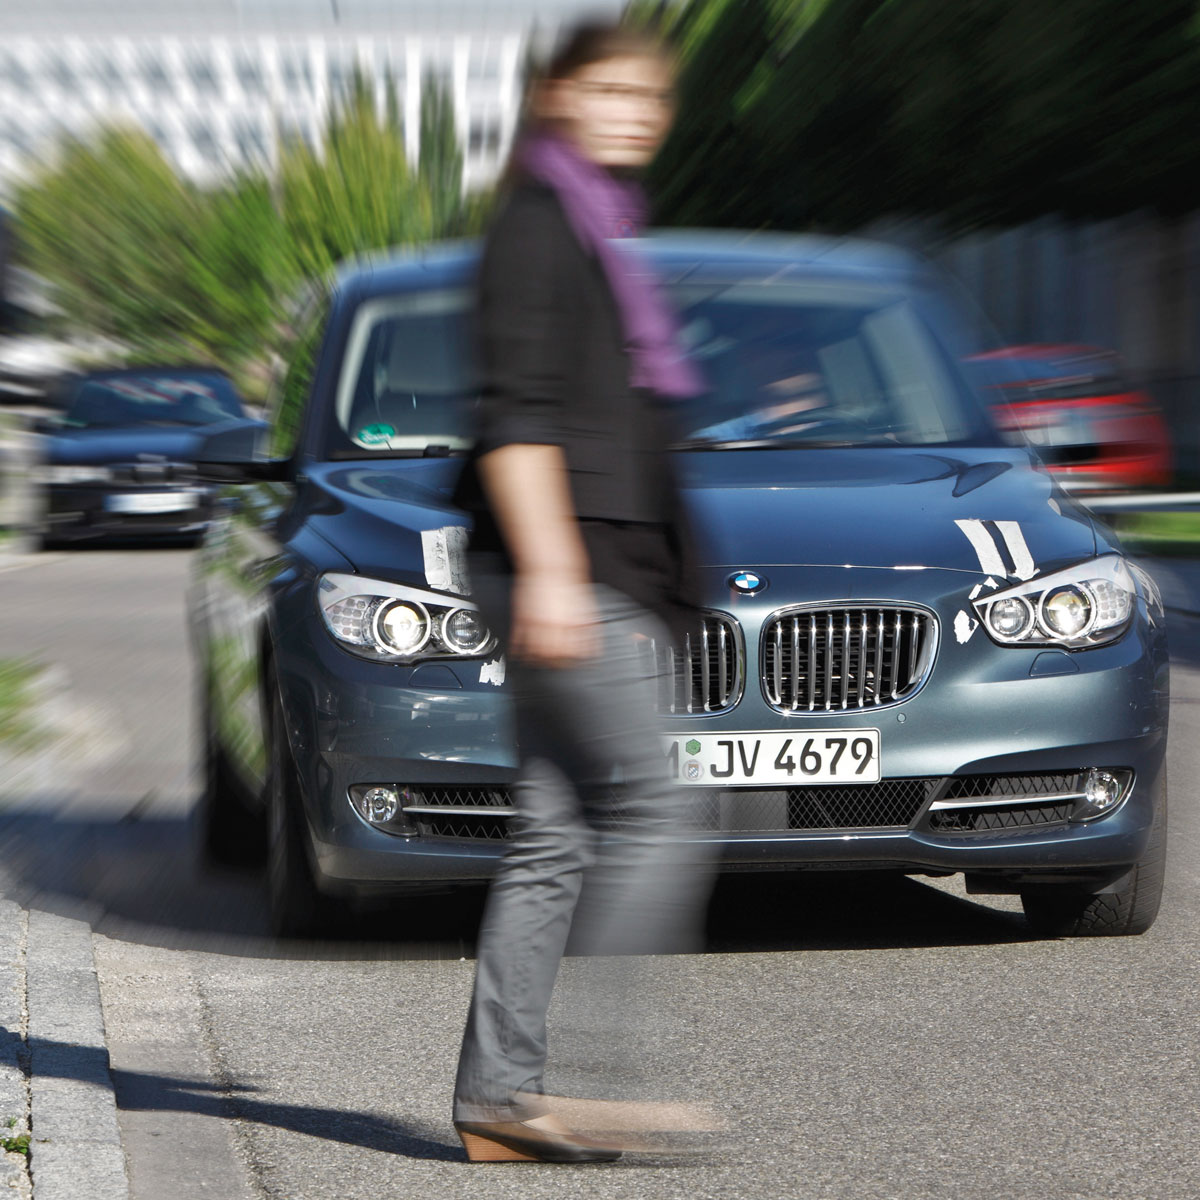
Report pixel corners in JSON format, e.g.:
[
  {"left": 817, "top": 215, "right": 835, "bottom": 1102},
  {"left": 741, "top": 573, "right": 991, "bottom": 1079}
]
[
  {"left": 963, "top": 344, "right": 1171, "bottom": 493},
  {"left": 31, "top": 367, "right": 257, "bottom": 547},
  {"left": 190, "top": 236, "right": 1169, "bottom": 940}
]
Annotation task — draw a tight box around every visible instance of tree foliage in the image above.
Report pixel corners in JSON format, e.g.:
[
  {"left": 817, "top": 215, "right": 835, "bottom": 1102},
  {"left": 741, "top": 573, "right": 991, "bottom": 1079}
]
[
  {"left": 14, "top": 129, "right": 198, "bottom": 353},
  {"left": 280, "top": 70, "right": 432, "bottom": 280},
  {"left": 647, "top": 0, "right": 1200, "bottom": 231},
  {"left": 419, "top": 71, "right": 465, "bottom": 237},
  {"left": 12, "top": 66, "right": 487, "bottom": 388}
]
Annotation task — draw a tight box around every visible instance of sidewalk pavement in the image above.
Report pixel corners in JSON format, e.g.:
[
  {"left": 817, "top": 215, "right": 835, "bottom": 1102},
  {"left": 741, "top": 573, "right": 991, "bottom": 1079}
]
[
  {"left": 2, "top": 630, "right": 132, "bottom": 1197},
  {"left": 1, "top": 899, "right": 32, "bottom": 1199},
  {"left": 1, "top": 899, "right": 129, "bottom": 1199}
]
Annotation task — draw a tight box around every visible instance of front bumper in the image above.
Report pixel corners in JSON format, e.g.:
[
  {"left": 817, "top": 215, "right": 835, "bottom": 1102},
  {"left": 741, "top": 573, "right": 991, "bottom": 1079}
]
[
  {"left": 41, "top": 482, "right": 215, "bottom": 540},
  {"left": 273, "top": 563, "right": 1169, "bottom": 895},
  {"left": 0, "top": 369, "right": 59, "bottom": 403}
]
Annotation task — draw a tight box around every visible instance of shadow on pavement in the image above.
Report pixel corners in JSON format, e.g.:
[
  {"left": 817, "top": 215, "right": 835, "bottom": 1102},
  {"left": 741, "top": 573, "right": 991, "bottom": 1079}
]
[
  {"left": 0, "top": 800, "right": 1034, "bottom": 959},
  {"left": 0, "top": 1030, "right": 464, "bottom": 1162}
]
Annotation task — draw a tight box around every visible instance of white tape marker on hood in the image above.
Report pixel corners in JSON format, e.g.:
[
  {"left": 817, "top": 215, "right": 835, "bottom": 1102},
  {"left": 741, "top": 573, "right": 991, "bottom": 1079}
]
[
  {"left": 993, "top": 520, "right": 1038, "bottom": 581},
  {"left": 955, "top": 519, "right": 1007, "bottom": 577},
  {"left": 421, "top": 525, "right": 470, "bottom": 594}
]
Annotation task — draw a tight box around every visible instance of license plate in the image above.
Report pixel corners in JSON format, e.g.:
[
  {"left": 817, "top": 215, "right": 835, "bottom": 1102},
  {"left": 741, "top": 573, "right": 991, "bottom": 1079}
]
[
  {"left": 105, "top": 491, "right": 197, "bottom": 514},
  {"left": 664, "top": 730, "right": 881, "bottom": 786}
]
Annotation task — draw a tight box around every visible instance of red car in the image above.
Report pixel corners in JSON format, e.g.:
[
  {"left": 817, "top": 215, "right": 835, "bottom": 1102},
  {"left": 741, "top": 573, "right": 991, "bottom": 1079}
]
[{"left": 964, "top": 344, "right": 1170, "bottom": 492}]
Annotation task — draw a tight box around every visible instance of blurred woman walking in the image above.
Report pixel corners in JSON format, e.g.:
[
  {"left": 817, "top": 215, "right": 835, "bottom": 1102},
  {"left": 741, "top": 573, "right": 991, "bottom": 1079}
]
[{"left": 451, "top": 19, "right": 713, "bottom": 1165}]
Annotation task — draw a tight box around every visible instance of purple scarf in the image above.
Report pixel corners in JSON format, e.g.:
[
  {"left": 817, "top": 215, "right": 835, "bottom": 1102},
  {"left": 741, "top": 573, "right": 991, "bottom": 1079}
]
[{"left": 517, "top": 132, "right": 703, "bottom": 399}]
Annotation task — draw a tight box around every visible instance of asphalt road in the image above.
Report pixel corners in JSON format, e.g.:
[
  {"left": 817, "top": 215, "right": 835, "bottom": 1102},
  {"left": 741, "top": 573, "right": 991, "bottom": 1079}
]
[{"left": 1, "top": 547, "right": 1198, "bottom": 1200}]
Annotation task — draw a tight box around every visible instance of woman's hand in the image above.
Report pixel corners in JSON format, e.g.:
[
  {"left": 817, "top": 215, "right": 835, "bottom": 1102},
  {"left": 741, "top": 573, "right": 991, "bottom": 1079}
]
[
  {"left": 478, "top": 444, "right": 598, "bottom": 667},
  {"left": 509, "top": 572, "right": 600, "bottom": 667}
]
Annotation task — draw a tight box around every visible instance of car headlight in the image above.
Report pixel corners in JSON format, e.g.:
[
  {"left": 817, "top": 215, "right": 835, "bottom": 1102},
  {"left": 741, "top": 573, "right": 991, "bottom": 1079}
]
[
  {"left": 317, "top": 572, "right": 496, "bottom": 662},
  {"left": 973, "top": 555, "right": 1135, "bottom": 649},
  {"left": 37, "top": 464, "right": 113, "bottom": 484}
]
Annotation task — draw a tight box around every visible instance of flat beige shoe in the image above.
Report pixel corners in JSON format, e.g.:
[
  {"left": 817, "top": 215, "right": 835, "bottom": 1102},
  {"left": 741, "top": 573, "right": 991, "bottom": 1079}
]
[{"left": 454, "top": 1114, "right": 622, "bottom": 1164}]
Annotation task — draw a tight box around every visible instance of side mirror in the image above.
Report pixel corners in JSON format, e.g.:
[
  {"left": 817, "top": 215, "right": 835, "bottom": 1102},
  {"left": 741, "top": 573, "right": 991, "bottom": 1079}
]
[{"left": 193, "top": 418, "right": 290, "bottom": 483}]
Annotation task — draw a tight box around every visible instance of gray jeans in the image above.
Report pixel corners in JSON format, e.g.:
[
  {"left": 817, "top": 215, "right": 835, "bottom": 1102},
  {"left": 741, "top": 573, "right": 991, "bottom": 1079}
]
[{"left": 453, "top": 586, "right": 710, "bottom": 1123}]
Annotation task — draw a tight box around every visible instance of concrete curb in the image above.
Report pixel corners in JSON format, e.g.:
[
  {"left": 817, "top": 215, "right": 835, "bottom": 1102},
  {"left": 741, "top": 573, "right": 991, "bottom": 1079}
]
[
  {"left": 1, "top": 899, "right": 31, "bottom": 1199},
  {"left": 25, "top": 911, "right": 128, "bottom": 1200}
]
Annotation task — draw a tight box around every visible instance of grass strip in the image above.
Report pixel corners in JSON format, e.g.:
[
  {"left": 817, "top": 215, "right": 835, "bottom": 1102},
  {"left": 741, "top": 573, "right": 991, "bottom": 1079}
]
[
  {"left": 1112, "top": 511, "right": 1200, "bottom": 557},
  {"left": 0, "top": 659, "right": 42, "bottom": 751}
]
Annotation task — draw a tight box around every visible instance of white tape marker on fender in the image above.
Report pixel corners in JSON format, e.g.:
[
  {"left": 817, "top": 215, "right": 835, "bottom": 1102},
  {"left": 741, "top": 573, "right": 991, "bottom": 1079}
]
[
  {"left": 480, "top": 657, "right": 506, "bottom": 686},
  {"left": 953, "top": 611, "right": 979, "bottom": 644}
]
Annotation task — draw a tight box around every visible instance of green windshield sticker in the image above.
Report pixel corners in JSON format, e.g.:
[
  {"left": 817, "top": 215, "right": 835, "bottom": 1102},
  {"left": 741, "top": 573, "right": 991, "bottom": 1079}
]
[{"left": 356, "top": 423, "right": 396, "bottom": 446}]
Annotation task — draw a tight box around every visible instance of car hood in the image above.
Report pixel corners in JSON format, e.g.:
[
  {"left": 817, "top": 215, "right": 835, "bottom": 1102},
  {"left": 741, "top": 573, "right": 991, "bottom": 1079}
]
[
  {"left": 678, "top": 446, "right": 1097, "bottom": 575},
  {"left": 302, "top": 460, "right": 473, "bottom": 590},
  {"left": 44, "top": 427, "right": 205, "bottom": 465},
  {"left": 304, "top": 447, "right": 1099, "bottom": 591}
]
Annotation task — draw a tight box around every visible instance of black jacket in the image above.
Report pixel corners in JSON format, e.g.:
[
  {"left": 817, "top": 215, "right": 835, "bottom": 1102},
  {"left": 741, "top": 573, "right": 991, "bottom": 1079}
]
[
  {"left": 460, "top": 182, "right": 679, "bottom": 521},
  {"left": 455, "top": 182, "right": 696, "bottom": 636}
]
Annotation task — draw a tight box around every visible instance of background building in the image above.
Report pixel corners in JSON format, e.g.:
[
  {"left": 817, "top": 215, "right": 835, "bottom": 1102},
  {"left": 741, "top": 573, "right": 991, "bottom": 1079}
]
[{"left": 0, "top": 0, "right": 623, "bottom": 196}]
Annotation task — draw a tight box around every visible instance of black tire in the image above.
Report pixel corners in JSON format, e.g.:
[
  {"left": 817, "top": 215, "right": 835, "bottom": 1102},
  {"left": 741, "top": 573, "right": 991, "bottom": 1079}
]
[
  {"left": 197, "top": 674, "right": 267, "bottom": 867},
  {"left": 266, "top": 681, "right": 336, "bottom": 938},
  {"left": 1020, "top": 779, "right": 1167, "bottom": 937}
]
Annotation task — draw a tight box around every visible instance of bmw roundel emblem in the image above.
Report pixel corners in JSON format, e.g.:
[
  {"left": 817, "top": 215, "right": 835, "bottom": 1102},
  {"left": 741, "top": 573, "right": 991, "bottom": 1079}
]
[{"left": 729, "top": 570, "right": 767, "bottom": 595}]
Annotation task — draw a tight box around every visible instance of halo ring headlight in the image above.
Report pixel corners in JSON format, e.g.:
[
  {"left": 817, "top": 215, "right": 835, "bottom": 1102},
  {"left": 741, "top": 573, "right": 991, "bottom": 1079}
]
[
  {"left": 968, "top": 555, "right": 1134, "bottom": 650},
  {"left": 372, "top": 600, "right": 431, "bottom": 656},
  {"left": 1039, "top": 584, "right": 1094, "bottom": 639},
  {"left": 441, "top": 608, "right": 492, "bottom": 654},
  {"left": 986, "top": 594, "right": 1034, "bottom": 641}
]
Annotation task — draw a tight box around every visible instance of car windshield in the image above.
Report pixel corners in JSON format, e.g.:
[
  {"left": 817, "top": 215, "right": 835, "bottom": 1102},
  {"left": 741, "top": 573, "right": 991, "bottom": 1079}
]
[
  {"left": 329, "top": 275, "right": 999, "bottom": 456},
  {"left": 332, "top": 290, "right": 479, "bottom": 454},
  {"left": 62, "top": 374, "right": 245, "bottom": 429},
  {"left": 671, "top": 280, "right": 996, "bottom": 447}
]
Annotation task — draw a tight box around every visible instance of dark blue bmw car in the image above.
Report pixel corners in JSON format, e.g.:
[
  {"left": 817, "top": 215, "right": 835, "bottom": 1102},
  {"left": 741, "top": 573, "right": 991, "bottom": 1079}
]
[
  {"left": 190, "top": 235, "right": 1169, "bottom": 939},
  {"left": 33, "top": 367, "right": 250, "bottom": 547}
]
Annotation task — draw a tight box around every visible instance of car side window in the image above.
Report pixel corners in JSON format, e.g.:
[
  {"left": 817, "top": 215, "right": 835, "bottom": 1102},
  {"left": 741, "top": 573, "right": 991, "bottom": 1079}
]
[{"left": 267, "top": 287, "right": 332, "bottom": 459}]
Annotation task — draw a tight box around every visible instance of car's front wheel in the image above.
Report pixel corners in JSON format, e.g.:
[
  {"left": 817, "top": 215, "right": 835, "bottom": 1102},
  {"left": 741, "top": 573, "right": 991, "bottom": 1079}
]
[
  {"left": 1020, "top": 778, "right": 1167, "bottom": 937},
  {"left": 266, "top": 679, "right": 337, "bottom": 938},
  {"left": 197, "top": 675, "right": 266, "bottom": 867}
]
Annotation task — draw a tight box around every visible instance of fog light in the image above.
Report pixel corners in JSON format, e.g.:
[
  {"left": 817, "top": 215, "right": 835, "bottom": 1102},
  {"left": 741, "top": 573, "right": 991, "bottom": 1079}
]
[
  {"left": 352, "top": 785, "right": 401, "bottom": 825},
  {"left": 1073, "top": 768, "right": 1128, "bottom": 821}
]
